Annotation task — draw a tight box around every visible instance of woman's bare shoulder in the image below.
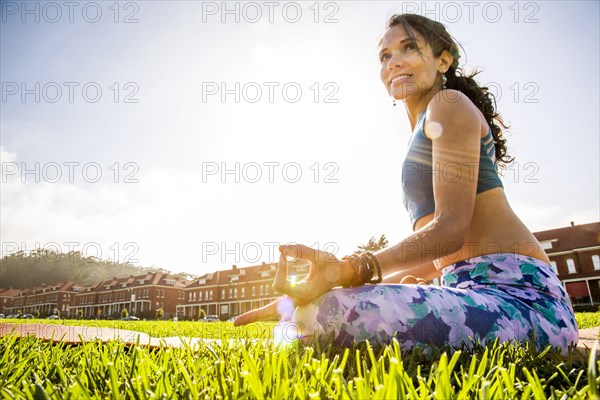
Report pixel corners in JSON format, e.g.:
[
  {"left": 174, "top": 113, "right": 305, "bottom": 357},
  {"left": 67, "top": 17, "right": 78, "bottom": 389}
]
[{"left": 425, "top": 90, "right": 486, "bottom": 137}]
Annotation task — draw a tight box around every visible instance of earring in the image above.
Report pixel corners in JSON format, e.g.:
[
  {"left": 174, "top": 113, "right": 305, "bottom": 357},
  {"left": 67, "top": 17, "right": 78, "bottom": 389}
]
[
  {"left": 392, "top": 99, "right": 396, "bottom": 106},
  {"left": 441, "top": 74, "right": 447, "bottom": 89}
]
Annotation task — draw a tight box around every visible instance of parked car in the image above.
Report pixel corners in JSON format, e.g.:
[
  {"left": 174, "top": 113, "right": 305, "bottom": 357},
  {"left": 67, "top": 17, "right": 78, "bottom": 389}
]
[
  {"left": 226, "top": 316, "right": 237, "bottom": 322},
  {"left": 47, "top": 315, "right": 60, "bottom": 320},
  {"left": 201, "top": 315, "right": 220, "bottom": 322},
  {"left": 120, "top": 316, "right": 140, "bottom": 321},
  {"left": 21, "top": 314, "right": 34, "bottom": 319},
  {"left": 0, "top": 314, "right": 4, "bottom": 319}
]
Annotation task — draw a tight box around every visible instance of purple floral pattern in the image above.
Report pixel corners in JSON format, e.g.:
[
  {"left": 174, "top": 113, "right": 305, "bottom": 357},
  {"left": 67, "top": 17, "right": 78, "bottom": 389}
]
[{"left": 289, "top": 253, "right": 578, "bottom": 354}]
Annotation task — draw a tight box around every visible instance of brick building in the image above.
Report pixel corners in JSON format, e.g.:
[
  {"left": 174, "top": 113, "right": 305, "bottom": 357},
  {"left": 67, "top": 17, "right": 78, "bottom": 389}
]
[
  {"left": 176, "top": 261, "right": 309, "bottom": 320},
  {"left": 72, "top": 272, "right": 187, "bottom": 319},
  {"left": 533, "top": 221, "right": 600, "bottom": 305},
  {"left": 2, "top": 281, "right": 77, "bottom": 316},
  {"left": 0, "top": 263, "right": 309, "bottom": 320},
  {"left": 1, "top": 272, "right": 188, "bottom": 319},
  {"left": 0, "top": 288, "right": 20, "bottom": 315}
]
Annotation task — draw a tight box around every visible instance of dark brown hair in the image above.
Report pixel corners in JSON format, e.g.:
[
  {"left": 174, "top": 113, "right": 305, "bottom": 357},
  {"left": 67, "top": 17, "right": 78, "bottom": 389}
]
[{"left": 381, "top": 14, "right": 514, "bottom": 169}]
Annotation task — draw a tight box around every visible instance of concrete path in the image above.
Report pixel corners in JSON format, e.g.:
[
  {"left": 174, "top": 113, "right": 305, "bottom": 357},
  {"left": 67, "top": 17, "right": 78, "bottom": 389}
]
[
  {"left": 0, "top": 323, "right": 212, "bottom": 348},
  {"left": 576, "top": 326, "right": 599, "bottom": 359}
]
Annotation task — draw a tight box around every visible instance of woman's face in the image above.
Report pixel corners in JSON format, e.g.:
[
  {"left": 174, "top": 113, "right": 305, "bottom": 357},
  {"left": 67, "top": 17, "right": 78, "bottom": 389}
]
[{"left": 379, "top": 24, "right": 444, "bottom": 104}]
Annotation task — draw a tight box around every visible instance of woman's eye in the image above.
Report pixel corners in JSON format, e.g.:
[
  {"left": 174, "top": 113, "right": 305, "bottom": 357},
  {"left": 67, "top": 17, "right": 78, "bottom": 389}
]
[{"left": 380, "top": 54, "right": 390, "bottom": 62}]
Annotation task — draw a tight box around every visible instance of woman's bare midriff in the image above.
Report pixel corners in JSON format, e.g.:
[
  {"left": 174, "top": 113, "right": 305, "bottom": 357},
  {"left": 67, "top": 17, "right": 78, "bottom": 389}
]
[{"left": 414, "top": 187, "right": 551, "bottom": 271}]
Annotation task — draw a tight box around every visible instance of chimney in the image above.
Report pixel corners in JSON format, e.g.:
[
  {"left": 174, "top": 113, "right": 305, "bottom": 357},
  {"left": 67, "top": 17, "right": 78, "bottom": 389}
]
[{"left": 570, "top": 221, "right": 575, "bottom": 227}]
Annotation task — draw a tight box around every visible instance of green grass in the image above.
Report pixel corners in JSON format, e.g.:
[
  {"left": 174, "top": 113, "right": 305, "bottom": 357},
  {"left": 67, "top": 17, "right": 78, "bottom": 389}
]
[
  {"left": 0, "top": 315, "right": 598, "bottom": 399},
  {"left": 576, "top": 311, "right": 600, "bottom": 329}
]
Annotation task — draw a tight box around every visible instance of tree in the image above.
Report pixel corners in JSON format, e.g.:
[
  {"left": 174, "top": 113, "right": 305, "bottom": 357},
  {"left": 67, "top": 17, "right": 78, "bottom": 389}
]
[
  {"left": 199, "top": 309, "right": 206, "bottom": 320},
  {"left": 34, "top": 309, "right": 40, "bottom": 318},
  {"left": 121, "top": 308, "right": 129, "bottom": 319},
  {"left": 156, "top": 308, "right": 164, "bottom": 320},
  {"left": 354, "top": 235, "right": 389, "bottom": 254},
  {"left": 77, "top": 309, "right": 84, "bottom": 319}
]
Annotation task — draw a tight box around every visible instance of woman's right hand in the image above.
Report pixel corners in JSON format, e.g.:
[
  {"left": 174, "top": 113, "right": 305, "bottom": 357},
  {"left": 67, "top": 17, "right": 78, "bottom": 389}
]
[{"left": 233, "top": 295, "right": 294, "bottom": 326}]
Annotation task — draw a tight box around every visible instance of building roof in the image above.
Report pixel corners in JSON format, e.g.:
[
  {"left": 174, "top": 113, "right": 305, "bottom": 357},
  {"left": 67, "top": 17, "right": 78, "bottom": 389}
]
[
  {"left": 0, "top": 288, "right": 21, "bottom": 298},
  {"left": 533, "top": 221, "right": 599, "bottom": 253}
]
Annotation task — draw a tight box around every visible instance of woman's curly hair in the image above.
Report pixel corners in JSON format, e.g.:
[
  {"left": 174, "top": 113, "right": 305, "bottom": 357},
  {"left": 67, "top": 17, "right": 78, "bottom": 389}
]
[{"left": 381, "top": 14, "right": 514, "bottom": 170}]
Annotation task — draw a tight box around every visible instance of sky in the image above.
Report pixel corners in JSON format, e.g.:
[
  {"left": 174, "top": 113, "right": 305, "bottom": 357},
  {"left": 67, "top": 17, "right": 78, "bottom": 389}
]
[{"left": 1, "top": 1, "right": 599, "bottom": 276}]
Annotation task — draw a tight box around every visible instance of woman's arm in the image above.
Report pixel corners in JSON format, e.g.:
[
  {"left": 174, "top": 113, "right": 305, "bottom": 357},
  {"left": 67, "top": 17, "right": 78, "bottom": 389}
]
[
  {"left": 381, "top": 261, "right": 441, "bottom": 283},
  {"left": 374, "top": 91, "right": 482, "bottom": 277}
]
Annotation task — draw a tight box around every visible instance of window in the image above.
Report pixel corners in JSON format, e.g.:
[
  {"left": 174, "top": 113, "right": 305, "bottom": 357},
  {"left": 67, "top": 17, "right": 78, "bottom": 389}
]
[
  {"left": 189, "top": 292, "right": 193, "bottom": 301},
  {"left": 259, "top": 285, "right": 264, "bottom": 296},
  {"left": 566, "top": 258, "right": 576, "bottom": 274},
  {"left": 592, "top": 255, "right": 600, "bottom": 271},
  {"left": 550, "top": 261, "right": 558, "bottom": 275},
  {"left": 221, "top": 289, "right": 225, "bottom": 299},
  {"left": 234, "top": 288, "right": 238, "bottom": 298},
  {"left": 241, "top": 287, "right": 245, "bottom": 297},
  {"left": 210, "top": 290, "right": 213, "bottom": 300},
  {"left": 252, "top": 286, "right": 256, "bottom": 297},
  {"left": 229, "top": 288, "right": 232, "bottom": 298},
  {"left": 540, "top": 240, "right": 554, "bottom": 250},
  {"left": 296, "top": 265, "right": 308, "bottom": 272}
]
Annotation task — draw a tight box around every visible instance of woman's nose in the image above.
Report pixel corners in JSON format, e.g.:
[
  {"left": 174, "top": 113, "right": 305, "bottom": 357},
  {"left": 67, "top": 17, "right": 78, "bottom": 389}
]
[{"left": 387, "top": 52, "right": 403, "bottom": 71}]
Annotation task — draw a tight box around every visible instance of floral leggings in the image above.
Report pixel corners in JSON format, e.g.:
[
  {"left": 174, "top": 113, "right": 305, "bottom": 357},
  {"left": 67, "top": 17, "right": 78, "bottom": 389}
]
[{"left": 289, "top": 253, "right": 578, "bottom": 353}]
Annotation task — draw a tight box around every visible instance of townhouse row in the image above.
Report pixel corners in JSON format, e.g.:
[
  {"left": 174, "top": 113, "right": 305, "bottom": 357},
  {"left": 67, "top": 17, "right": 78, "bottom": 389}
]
[{"left": 0, "top": 261, "right": 310, "bottom": 320}]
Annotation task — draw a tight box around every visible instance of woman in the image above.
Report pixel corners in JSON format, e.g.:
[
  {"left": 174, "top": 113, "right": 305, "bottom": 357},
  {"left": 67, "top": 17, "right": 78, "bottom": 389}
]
[{"left": 235, "top": 14, "right": 578, "bottom": 353}]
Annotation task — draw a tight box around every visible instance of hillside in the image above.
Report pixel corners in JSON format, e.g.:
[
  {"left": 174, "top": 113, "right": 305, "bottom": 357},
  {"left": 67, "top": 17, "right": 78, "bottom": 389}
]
[{"left": 0, "top": 249, "right": 185, "bottom": 289}]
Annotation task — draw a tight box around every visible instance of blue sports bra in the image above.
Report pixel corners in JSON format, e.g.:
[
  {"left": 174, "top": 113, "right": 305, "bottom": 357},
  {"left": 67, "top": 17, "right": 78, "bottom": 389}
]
[{"left": 401, "top": 110, "right": 503, "bottom": 230}]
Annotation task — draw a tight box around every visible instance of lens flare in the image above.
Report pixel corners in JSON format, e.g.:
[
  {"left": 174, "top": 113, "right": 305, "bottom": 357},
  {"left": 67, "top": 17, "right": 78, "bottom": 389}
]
[{"left": 426, "top": 120, "right": 443, "bottom": 139}]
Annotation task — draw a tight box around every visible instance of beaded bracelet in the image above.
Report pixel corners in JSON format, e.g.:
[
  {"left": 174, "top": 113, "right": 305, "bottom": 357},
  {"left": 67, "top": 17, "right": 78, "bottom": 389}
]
[
  {"left": 341, "top": 252, "right": 383, "bottom": 286},
  {"left": 363, "top": 252, "right": 383, "bottom": 283},
  {"left": 341, "top": 255, "right": 362, "bottom": 287},
  {"left": 356, "top": 254, "right": 373, "bottom": 283}
]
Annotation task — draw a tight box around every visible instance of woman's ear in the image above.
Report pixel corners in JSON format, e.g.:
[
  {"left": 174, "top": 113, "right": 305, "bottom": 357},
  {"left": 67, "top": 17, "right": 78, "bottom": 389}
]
[{"left": 438, "top": 49, "right": 454, "bottom": 73}]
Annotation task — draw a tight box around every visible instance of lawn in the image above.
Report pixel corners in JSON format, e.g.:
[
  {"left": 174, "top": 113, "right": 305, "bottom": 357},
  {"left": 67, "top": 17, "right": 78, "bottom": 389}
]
[{"left": 0, "top": 312, "right": 598, "bottom": 399}]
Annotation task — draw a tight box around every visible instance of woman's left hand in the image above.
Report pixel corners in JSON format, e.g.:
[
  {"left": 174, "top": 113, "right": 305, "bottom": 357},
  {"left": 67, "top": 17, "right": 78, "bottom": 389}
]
[{"left": 272, "top": 244, "right": 356, "bottom": 306}]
